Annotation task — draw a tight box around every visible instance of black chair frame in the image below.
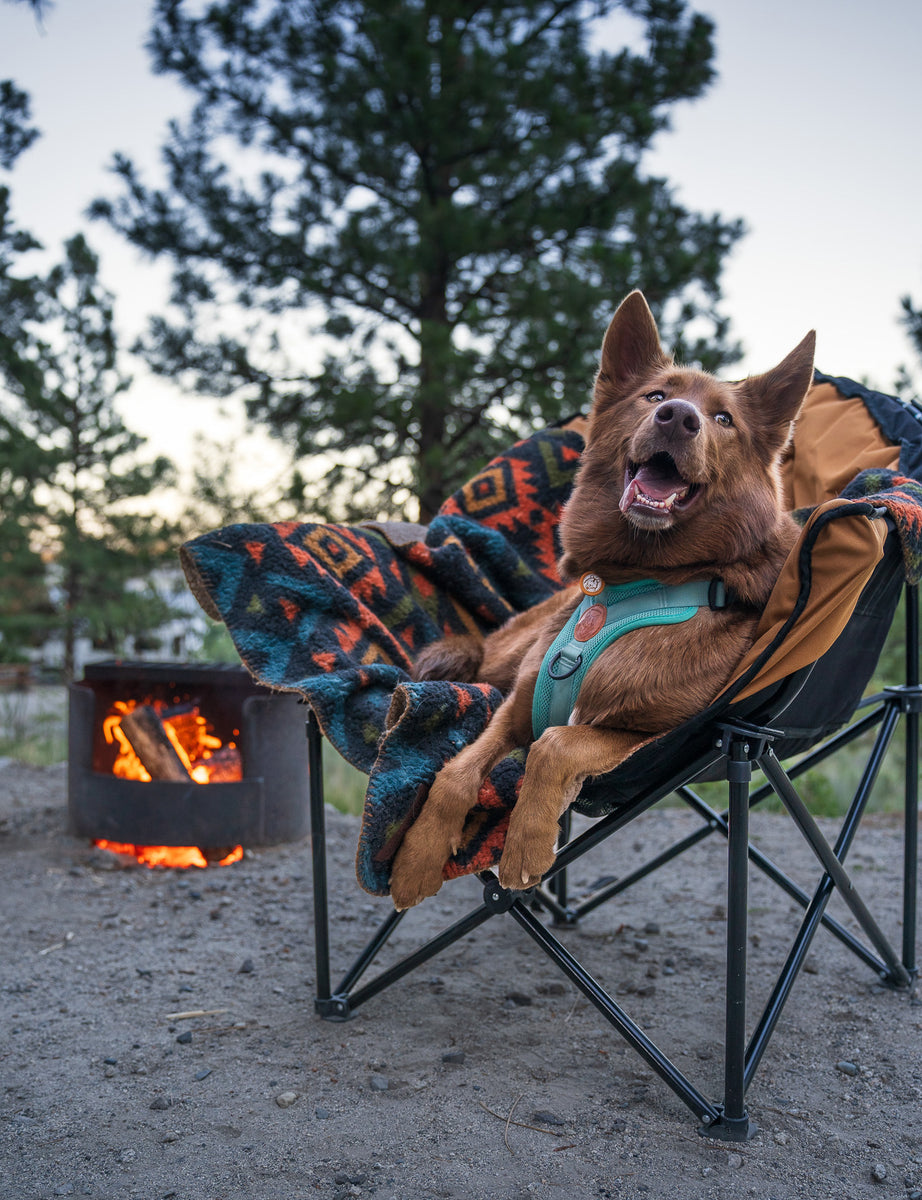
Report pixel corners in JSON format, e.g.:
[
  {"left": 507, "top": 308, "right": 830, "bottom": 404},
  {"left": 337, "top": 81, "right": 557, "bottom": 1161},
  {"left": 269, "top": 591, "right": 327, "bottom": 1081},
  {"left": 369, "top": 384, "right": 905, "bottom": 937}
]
[{"left": 306, "top": 570, "right": 919, "bottom": 1143}]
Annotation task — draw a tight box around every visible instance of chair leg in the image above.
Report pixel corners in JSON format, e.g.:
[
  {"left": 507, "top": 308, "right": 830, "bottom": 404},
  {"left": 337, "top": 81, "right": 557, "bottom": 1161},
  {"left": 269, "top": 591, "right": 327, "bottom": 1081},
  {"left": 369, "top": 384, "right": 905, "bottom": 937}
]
[
  {"left": 307, "top": 710, "right": 333, "bottom": 1007},
  {"left": 703, "top": 723, "right": 759, "bottom": 1141},
  {"left": 902, "top": 583, "right": 920, "bottom": 978},
  {"left": 547, "top": 807, "right": 576, "bottom": 925}
]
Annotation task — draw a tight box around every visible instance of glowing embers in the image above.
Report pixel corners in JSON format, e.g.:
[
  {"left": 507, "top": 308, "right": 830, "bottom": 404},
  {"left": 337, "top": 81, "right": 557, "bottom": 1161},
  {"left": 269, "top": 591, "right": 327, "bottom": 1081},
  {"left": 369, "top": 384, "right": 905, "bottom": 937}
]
[{"left": 93, "top": 840, "right": 244, "bottom": 869}]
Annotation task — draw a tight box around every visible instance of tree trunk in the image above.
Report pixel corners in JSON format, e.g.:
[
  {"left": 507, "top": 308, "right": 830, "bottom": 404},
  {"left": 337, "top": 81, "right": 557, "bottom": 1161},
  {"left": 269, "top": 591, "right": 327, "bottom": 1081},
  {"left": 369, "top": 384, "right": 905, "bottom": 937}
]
[{"left": 415, "top": 194, "right": 453, "bottom": 522}]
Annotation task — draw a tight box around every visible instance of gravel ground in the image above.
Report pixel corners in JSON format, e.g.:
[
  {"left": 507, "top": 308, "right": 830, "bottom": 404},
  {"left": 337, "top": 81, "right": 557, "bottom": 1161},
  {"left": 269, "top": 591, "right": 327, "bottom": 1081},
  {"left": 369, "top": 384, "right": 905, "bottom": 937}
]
[{"left": 1, "top": 760, "right": 921, "bottom": 1200}]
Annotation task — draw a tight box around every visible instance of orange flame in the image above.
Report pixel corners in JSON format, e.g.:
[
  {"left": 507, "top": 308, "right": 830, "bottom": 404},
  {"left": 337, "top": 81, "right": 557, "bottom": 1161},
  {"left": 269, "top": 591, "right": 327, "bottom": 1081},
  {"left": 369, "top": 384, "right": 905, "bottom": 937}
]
[
  {"left": 94, "top": 697, "right": 244, "bottom": 868},
  {"left": 93, "top": 841, "right": 244, "bottom": 869}
]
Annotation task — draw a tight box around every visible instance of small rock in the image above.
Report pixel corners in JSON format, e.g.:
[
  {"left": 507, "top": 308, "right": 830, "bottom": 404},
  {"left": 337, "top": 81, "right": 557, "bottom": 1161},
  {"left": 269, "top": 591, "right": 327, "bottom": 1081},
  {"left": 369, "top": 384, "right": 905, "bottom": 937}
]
[
  {"left": 369, "top": 1073, "right": 389, "bottom": 1091},
  {"left": 871, "top": 1163, "right": 887, "bottom": 1183},
  {"left": 836, "top": 1060, "right": 860, "bottom": 1076},
  {"left": 505, "top": 991, "right": 532, "bottom": 1006},
  {"left": 727, "top": 1153, "right": 744, "bottom": 1169},
  {"left": 644, "top": 921, "right": 661, "bottom": 935},
  {"left": 633, "top": 937, "right": 649, "bottom": 952},
  {"left": 315, "top": 1107, "right": 332, "bottom": 1120},
  {"left": 176, "top": 1031, "right": 193, "bottom": 1045},
  {"left": 537, "top": 981, "right": 567, "bottom": 996},
  {"left": 149, "top": 1096, "right": 171, "bottom": 1111},
  {"left": 239, "top": 957, "right": 255, "bottom": 974},
  {"left": 275, "top": 1091, "right": 298, "bottom": 1108},
  {"left": 441, "top": 1051, "right": 466, "bottom": 1065},
  {"left": 102, "top": 1057, "right": 117, "bottom": 1066},
  {"left": 532, "top": 1110, "right": 565, "bottom": 1126},
  {"left": 773, "top": 1130, "right": 789, "bottom": 1145},
  {"left": 194, "top": 1068, "right": 211, "bottom": 1081}
]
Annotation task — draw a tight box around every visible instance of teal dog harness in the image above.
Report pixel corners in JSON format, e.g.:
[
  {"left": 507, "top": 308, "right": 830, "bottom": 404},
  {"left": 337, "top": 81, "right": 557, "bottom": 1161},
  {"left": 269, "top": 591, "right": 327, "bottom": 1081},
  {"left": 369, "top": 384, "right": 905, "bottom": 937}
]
[{"left": 531, "top": 574, "right": 727, "bottom": 738}]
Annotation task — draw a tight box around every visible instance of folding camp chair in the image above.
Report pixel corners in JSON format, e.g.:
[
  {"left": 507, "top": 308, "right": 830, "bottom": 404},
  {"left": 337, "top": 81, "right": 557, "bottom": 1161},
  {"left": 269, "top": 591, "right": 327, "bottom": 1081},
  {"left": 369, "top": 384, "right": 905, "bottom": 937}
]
[{"left": 180, "top": 372, "right": 922, "bottom": 1140}]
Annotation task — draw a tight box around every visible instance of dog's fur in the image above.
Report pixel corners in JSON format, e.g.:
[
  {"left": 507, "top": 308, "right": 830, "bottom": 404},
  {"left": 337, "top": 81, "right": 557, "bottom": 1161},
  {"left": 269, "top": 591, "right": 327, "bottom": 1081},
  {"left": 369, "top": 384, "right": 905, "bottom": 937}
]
[{"left": 389, "top": 291, "right": 815, "bottom": 910}]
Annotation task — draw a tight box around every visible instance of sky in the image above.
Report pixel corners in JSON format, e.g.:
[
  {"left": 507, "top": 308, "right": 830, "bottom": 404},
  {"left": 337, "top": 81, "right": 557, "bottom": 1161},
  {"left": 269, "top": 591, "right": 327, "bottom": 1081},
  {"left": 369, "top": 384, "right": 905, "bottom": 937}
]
[{"left": 1, "top": 0, "right": 921, "bottom": 495}]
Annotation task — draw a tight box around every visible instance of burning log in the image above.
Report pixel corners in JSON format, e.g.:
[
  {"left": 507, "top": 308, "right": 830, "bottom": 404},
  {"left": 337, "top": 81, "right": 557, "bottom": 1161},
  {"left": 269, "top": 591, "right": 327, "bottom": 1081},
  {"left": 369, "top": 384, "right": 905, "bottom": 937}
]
[{"left": 119, "top": 705, "right": 192, "bottom": 782}]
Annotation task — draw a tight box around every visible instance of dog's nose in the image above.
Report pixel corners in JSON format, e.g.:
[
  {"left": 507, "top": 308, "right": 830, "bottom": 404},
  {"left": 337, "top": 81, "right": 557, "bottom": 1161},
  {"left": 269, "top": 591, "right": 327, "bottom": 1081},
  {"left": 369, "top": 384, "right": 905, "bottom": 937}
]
[{"left": 654, "top": 399, "right": 700, "bottom": 439}]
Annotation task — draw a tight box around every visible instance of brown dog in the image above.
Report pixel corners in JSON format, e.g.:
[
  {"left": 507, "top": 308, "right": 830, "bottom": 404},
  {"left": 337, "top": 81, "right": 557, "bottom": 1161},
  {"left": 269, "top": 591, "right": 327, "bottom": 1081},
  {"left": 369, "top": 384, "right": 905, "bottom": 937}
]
[{"left": 389, "top": 291, "right": 815, "bottom": 911}]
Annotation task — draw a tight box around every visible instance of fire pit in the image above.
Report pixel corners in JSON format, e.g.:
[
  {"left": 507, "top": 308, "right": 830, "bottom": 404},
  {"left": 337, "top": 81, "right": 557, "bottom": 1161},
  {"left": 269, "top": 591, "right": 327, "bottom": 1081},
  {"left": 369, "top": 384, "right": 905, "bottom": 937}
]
[{"left": 68, "top": 661, "right": 310, "bottom": 866}]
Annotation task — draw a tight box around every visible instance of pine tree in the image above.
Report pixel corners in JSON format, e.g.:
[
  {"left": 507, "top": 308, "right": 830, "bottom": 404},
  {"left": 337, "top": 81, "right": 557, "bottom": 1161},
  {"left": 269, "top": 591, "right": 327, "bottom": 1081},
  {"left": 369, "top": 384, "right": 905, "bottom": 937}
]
[
  {"left": 94, "top": 0, "right": 743, "bottom": 521},
  {"left": 0, "top": 79, "right": 53, "bottom": 660},
  {"left": 2, "top": 231, "right": 179, "bottom": 677},
  {"left": 1, "top": 73, "right": 182, "bottom": 673},
  {"left": 30, "top": 235, "right": 179, "bottom": 677}
]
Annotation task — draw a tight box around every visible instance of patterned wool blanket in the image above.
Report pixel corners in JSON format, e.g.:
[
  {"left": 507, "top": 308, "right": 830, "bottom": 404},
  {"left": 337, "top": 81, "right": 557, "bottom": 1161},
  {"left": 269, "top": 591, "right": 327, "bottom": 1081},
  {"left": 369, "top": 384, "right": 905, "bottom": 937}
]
[{"left": 181, "top": 428, "right": 922, "bottom": 897}]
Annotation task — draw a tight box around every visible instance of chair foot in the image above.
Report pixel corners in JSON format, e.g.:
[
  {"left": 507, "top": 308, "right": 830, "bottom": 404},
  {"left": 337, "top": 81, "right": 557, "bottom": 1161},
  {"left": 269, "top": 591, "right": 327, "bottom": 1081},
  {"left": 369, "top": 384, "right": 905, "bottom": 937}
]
[
  {"left": 699, "top": 1108, "right": 758, "bottom": 1142},
  {"left": 877, "top": 964, "right": 918, "bottom": 990},
  {"left": 550, "top": 910, "right": 580, "bottom": 928},
  {"left": 314, "top": 994, "right": 353, "bottom": 1021}
]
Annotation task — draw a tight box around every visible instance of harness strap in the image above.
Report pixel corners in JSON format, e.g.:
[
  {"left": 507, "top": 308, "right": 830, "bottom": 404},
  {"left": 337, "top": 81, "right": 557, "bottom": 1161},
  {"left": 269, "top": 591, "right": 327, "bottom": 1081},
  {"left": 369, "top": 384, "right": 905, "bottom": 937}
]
[{"left": 531, "top": 577, "right": 727, "bottom": 738}]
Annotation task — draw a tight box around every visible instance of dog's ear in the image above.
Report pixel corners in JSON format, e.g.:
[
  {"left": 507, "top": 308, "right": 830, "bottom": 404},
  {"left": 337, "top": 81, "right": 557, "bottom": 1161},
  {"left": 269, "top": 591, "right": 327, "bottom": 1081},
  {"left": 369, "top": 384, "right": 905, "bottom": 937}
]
[
  {"left": 597, "top": 291, "right": 671, "bottom": 392},
  {"left": 738, "top": 331, "right": 816, "bottom": 455}
]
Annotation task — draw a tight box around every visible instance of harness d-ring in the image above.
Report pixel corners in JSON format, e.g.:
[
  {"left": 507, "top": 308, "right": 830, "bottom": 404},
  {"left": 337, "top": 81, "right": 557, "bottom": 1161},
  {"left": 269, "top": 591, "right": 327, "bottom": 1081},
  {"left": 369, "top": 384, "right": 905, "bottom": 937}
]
[{"left": 547, "top": 649, "right": 583, "bottom": 680}]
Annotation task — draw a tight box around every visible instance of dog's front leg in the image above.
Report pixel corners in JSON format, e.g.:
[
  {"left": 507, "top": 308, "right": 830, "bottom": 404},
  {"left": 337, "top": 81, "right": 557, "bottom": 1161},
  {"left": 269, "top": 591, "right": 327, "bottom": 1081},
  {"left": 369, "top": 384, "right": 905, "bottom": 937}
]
[
  {"left": 389, "top": 701, "right": 530, "bottom": 910},
  {"left": 497, "top": 725, "right": 646, "bottom": 890}
]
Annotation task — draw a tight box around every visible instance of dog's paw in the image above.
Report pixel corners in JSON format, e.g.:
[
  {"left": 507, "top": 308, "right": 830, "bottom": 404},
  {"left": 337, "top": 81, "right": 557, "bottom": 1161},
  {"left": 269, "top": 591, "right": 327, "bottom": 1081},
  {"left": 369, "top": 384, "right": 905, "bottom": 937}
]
[
  {"left": 497, "top": 831, "right": 557, "bottom": 891},
  {"left": 388, "top": 834, "right": 448, "bottom": 911}
]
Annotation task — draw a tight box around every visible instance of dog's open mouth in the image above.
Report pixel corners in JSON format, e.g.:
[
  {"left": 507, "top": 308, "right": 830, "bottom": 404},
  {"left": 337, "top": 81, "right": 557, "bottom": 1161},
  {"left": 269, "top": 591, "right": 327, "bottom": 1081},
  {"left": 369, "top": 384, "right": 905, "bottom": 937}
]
[{"left": 620, "top": 453, "right": 703, "bottom": 518}]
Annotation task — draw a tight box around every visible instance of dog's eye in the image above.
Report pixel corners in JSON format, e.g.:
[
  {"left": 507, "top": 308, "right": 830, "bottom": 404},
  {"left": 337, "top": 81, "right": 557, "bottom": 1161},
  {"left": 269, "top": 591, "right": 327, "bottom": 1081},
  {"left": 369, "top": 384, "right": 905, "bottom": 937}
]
[
  {"left": 644, "top": 391, "right": 666, "bottom": 403},
  {"left": 715, "top": 412, "right": 733, "bottom": 427}
]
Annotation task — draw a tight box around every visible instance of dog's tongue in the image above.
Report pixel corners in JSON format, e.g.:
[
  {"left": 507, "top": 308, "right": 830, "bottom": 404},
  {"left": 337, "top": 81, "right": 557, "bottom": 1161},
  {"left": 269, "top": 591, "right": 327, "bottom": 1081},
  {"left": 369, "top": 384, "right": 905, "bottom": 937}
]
[{"left": 620, "top": 461, "right": 685, "bottom": 513}]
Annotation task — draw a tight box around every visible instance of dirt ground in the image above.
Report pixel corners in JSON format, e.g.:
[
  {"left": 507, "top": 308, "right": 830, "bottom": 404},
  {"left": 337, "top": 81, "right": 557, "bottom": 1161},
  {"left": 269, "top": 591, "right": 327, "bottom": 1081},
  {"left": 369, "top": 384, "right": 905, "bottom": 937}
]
[{"left": 1, "top": 760, "right": 921, "bottom": 1200}]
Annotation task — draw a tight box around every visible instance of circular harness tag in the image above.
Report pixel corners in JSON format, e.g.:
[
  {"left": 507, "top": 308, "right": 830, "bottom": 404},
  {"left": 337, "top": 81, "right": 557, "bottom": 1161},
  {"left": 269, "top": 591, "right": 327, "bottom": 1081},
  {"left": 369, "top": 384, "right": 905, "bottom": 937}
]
[
  {"left": 574, "top": 603, "right": 607, "bottom": 642},
  {"left": 580, "top": 572, "right": 605, "bottom": 596}
]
